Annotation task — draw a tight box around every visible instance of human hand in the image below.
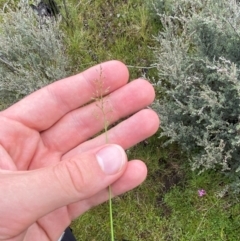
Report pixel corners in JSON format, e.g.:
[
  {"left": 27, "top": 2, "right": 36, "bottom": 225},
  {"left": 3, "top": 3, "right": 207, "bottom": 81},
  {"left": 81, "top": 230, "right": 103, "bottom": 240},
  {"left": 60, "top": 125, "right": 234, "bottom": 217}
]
[{"left": 0, "top": 61, "right": 159, "bottom": 241}]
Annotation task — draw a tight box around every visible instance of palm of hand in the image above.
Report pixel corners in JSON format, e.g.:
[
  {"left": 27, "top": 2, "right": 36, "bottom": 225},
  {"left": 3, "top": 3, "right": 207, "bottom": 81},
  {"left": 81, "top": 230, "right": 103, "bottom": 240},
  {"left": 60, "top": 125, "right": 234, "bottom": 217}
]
[{"left": 0, "top": 61, "right": 159, "bottom": 241}]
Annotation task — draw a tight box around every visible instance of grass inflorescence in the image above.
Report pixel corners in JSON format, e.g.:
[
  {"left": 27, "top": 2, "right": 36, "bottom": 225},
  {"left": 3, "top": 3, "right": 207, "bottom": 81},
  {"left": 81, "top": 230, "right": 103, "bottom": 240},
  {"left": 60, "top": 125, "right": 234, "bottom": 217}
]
[{"left": 92, "top": 66, "right": 114, "bottom": 240}]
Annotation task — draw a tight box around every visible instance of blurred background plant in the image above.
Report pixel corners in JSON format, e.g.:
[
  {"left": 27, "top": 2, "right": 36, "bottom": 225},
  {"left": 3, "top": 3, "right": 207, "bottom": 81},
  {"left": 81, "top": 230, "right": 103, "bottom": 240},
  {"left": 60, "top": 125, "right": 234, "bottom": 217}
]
[
  {"left": 153, "top": 0, "right": 240, "bottom": 189},
  {"left": 0, "top": 0, "right": 69, "bottom": 109}
]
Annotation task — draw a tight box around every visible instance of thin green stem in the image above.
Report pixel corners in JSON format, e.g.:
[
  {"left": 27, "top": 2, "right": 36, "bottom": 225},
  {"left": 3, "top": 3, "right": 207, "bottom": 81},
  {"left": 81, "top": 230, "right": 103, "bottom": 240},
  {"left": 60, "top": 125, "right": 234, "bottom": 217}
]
[
  {"left": 104, "top": 119, "right": 109, "bottom": 143},
  {"left": 95, "top": 67, "right": 114, "bottom": 240},
  {"left": 109, "top": 186, "right": 114, "bottom": 241},
  {"left": 104, "top": 119, "right": 114, "bottom": 241}
]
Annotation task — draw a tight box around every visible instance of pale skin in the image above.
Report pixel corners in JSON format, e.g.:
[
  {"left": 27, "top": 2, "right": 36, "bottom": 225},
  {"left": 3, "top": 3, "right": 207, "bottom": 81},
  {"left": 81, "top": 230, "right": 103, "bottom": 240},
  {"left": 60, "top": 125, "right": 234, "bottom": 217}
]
[{"left": 0, "top": 61, "right": 159, "bottom": 241}]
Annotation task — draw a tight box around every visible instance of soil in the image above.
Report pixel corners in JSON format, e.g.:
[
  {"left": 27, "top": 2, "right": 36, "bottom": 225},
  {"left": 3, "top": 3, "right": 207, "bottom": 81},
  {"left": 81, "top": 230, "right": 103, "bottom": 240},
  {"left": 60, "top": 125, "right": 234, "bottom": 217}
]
[{"left": 154, "top": 157, "right": 186, "bottom": 217}]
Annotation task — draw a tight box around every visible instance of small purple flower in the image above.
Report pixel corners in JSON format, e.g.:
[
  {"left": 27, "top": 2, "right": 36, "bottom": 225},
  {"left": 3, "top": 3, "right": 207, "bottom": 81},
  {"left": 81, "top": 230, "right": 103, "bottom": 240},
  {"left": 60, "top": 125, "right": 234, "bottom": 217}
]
[{"left": 198, "top": 189, "right": 206, "bottom": 197}]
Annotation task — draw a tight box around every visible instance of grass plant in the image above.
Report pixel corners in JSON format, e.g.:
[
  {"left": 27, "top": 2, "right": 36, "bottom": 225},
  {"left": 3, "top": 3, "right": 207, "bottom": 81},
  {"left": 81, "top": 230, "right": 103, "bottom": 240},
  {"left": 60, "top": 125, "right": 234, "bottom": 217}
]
[
  {"left": 92, "top": 66, "right": 114, "bottom": 240},
  {"left": 59, "top": 0, "right": 159, "bottom": 79}
]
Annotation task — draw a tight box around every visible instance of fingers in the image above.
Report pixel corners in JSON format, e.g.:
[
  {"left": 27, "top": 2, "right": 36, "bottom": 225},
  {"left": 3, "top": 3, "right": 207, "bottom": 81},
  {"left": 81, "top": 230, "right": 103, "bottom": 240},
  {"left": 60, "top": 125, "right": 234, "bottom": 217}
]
[
  {"left": 1, "top": 61, "right": 129, "bottom": 131},
  {"left": 33, "top": 160, "right": 147, "bottom": 241},
  {"left": 0, "top": 144, "right": 17, "bottom": 171},
  {"left": 68, "top": 160, "right": 148, "bottom": 220},
  {"left": 0, "top": 145, "right": 127, "bottom": 240},
  {"left": 64, "top": 109, "right": 160, "bottom": 159},
  {"left": 28, "top": 109, "right": 159, "bottom": 171},
  {"left": 41, "top": 79, "right": 156, "bottom": 153}
]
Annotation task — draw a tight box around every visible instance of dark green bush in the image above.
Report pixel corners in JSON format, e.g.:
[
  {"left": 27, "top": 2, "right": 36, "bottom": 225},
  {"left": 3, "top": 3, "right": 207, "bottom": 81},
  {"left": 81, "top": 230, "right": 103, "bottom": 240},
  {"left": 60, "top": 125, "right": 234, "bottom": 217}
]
[{"left": 153, "top": 0, "right": 240, "bottom": 183}]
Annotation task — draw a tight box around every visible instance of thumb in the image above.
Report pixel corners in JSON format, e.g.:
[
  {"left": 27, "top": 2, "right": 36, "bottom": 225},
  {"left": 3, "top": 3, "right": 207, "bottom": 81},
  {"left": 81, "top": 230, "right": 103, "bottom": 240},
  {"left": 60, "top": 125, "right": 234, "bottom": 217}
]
[{"left": 0, "top": 144, "right": 127, "bottom": 234}]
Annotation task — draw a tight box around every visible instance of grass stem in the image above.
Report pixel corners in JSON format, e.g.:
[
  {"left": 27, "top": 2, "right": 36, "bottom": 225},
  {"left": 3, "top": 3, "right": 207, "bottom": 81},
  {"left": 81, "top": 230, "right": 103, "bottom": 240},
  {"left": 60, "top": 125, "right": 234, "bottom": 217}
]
[{"left": 109, "top": 186, "right": 114, "bottom": 241}]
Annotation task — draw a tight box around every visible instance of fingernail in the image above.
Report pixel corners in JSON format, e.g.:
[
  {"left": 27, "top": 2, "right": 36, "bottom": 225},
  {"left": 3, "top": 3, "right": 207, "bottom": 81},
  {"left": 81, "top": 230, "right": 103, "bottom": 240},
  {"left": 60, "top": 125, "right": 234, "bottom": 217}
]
[{"left": 96, "top": 144, "right": 126, "bottom": 175}]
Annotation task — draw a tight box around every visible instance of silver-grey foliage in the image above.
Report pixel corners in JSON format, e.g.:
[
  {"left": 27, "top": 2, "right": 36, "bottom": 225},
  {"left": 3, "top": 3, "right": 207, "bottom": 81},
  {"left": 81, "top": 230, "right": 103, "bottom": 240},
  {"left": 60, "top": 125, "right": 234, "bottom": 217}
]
[
  {"left": 0, "top": 1, "right": 69, "bottom": 108},
  {"left": 153, "top": 0, "right": 240, "bottom": 180}
]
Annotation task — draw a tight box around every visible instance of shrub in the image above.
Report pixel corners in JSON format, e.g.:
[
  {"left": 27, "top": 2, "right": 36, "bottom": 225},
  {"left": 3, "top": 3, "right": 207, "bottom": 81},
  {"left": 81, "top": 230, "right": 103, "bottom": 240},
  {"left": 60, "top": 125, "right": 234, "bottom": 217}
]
[
  {"left": 153, "top": 0, "right": 240, "bottom": 182},
  {"left": 0, "top": 1, "right": 69, "bottom": 109}
]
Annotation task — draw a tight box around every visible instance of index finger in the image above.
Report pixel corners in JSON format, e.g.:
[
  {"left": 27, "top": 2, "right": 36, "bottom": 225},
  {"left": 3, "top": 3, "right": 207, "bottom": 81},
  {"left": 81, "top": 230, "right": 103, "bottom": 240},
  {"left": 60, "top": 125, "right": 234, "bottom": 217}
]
[{"left": 1, "top": 61, "right": 129, "bottom": 131}]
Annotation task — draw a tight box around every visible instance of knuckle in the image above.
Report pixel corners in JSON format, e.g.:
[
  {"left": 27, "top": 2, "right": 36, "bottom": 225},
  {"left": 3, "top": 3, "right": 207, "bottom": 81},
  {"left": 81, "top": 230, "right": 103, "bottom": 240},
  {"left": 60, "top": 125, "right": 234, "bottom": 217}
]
[{"left": 58, "top": 158, "right": 91, "bottom": 198}]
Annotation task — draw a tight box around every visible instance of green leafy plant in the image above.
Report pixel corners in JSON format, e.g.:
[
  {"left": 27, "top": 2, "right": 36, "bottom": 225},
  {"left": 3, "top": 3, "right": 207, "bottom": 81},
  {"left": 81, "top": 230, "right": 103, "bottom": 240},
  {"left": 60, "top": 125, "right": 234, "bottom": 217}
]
[{"left": 152, "top": 0, "right": 240, "bottom": 184}]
